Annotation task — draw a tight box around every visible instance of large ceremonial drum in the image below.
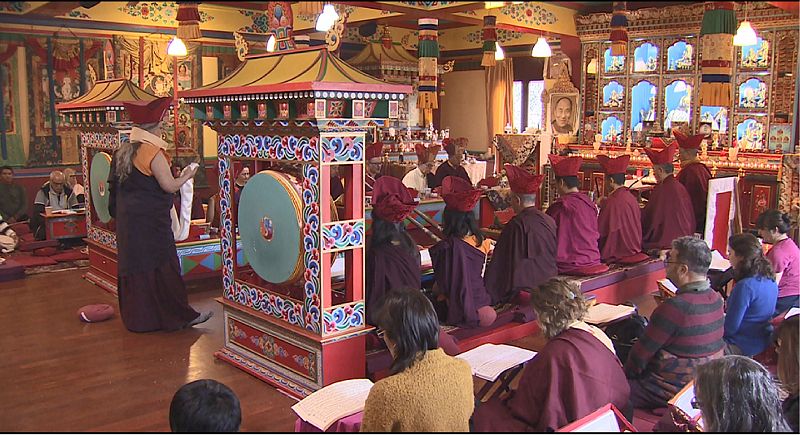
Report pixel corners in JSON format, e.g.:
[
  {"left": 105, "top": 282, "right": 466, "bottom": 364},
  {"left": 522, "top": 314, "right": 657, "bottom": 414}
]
[
  {"left": 239, "top": 170, "right": 339, "bottom": 285},
  {"left": 90, "top": 152, "right": 113, "bottom": 223}
]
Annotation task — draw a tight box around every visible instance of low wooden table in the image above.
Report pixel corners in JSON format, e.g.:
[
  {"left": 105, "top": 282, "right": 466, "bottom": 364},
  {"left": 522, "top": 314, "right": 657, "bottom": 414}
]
[{"left": 42, "top": 210, "right": 87, "bottom": 241}]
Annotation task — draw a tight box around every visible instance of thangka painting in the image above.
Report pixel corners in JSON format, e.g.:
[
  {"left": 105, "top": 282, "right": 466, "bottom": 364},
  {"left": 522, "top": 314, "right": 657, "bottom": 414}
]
[
  {"left": 768, "top": 124, "right": 792, "bottom": 152},
  {"left": 633, "top": 42, "right": 658, "bottom": 73},
  {"left": 631, "top": 80, "right": 657, "bottom": 132},
  {"left": 740, "top": 37, "right": 769, "bottom": 70},
  {"left": 663, "top": 80, "right": 692, "bottom": 131},
  {"left": 177, "top": 59, "right": 192, "bottom": 91},
  {"left": 736, "top": 118, "right": 765, "bottom": 150},
  {"left": 1, "top": 63, "right": 15, "bottom": 134},
  {"left": 667, "top": 41, "right": 694, "bottom": 72},
  {"left": 604, "top": 48, "right": 624, "bottom": 74},
  {"left": 738, "top": 78, "right": 767, "bottom": 109},
  {"left": 142, "top": 39, "right": 173, "bottom": 97},
  {"left": 601, "top": 115, "right": 623, "bottom": 142},
  {"left": 699, "top": 106, "right": 729, "bottom": 133},
  {"left": 602, "top": 81, "right": 625, "bottom": 109}
]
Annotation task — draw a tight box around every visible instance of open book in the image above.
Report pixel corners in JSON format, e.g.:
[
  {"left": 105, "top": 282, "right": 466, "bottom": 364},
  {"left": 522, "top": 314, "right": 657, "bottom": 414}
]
[
  {"left": 667, "top": 380, "right": 704, "bottom": 431},
  {"left": 584, "top": 303, "right": 635, "bottom": 325},
  {"left": 456, "top": 343, "right": 537, "bottom": 382},
  {"left": 657, "top": 278, "right": 678, "bottom": 298},
  {"left": 291, "top": 378, "right": 373, "bottom": 431},
  {"left": 786, "top": 307, "right": 800, "bottom": 319}
]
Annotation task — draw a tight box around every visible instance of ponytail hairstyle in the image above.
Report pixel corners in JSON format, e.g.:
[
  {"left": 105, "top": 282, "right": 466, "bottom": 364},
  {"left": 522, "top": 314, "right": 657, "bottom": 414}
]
[
  {"left": 728, "top": 233, "right": 775, "bottom": 281},
  {"left": 114, "top": 122, "right": 160, "bottom": 183},
  {"left": 755, "top": 209, "right": 792, "bottom": 235}
]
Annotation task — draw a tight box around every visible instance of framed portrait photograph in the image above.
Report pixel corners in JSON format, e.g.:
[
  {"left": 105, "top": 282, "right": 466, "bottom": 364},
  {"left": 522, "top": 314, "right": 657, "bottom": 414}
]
[
  {"left": 352, "top": 99, "right": 365, "bottom": 119},
  {"left": 546, "top": 92, "right": 579, "bottom": 137},
  {"left": 315, "top": 99, "right": 326, "bottom": 118},
  {"left": 388, "top": 100, "right": 399, "bottom": 119}
]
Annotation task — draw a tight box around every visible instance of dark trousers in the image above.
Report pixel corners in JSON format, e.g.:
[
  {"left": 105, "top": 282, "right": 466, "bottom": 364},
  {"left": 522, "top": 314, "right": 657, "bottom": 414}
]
[{"left": 775, "top": 295, "right": 800, "bottom": 317}]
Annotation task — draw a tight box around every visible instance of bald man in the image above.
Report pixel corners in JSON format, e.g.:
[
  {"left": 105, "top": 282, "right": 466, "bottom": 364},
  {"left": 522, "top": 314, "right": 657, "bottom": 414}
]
[{"left": 30, "top": 170, "right": 79, "bottom": 239}]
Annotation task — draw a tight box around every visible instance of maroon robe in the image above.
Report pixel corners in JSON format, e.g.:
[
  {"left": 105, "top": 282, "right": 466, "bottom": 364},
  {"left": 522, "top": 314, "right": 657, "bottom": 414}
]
[
  {"left": 431, "top": 161, "right": 470, "bottom": 189},
  {"left": 598, "top": 187, "right": 644, "bottom": 263},
  {"left": 676, "top": 161, "right": 711, "bottom": 234},
  {"left": 365, "top": 243, "right": 422, "bottom": 325},
  {"left": 472, "top": 328, "right": 630, "bottom": 432},
  {"left": 108, "top": 153, "right": 200, "bottom": 332},
  {"left": 545, "top": 192, "right": 603, "bottom": 274},
  {"left": 484, "top": 206, "right": 558, "bottom": 304},
  {"left": 429, "top": 237, "right": 492, "bottom": 327},
  {"left": 641, "top": 174, "right": 696, "bottom": 251},
  {"left": 331, "top": 174, "right": 345, "bottom": 201}
]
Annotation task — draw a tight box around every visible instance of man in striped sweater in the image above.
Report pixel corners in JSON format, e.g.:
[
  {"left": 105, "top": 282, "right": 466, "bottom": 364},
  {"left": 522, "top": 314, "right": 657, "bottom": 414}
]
[{"left": 625, "top": 236, "right": 725, "bottom": 410}]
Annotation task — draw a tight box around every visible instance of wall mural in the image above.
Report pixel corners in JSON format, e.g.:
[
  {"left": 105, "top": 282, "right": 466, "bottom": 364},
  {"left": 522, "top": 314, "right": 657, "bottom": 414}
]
[
  {"left": 666, "top": 40, "right": 693, "bottom": 71},
  {"left": 738, "top": 77, "right": 768, "bottom": 109},
  {"left": 663, "top": 79, "right": 691, "bottom": 131},
  {"left": 499, "top": 3, "right": 558, "bottom": 26},
  {"left": 631, "top": 80, "right": 656, "bottom": 132},
  {"left": 737, "top": 118, "right": 765, "bottom": 150},
  {"left": 633, "top": 42, "right": 657, "bottom": 73},
  {"left": 604, "top": 48, "right": 624, "bottom": 74},
  {"left": 116, "top": 2, "right": 214, "bottom": 26},
  {"left": 740, "top": 37, "right": 769, "bottom": 69}
]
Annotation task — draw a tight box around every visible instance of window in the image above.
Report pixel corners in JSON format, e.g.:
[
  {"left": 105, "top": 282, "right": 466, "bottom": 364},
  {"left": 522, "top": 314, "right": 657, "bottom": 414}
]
[{"left": 513, "top": 80, "right": 545, "bottom": 133}]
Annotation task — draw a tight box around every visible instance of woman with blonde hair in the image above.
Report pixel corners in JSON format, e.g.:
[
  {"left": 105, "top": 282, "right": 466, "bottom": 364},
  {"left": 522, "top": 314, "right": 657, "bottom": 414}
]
[{"left": 472, "top": 278, "right": 630, "bottom": 432}]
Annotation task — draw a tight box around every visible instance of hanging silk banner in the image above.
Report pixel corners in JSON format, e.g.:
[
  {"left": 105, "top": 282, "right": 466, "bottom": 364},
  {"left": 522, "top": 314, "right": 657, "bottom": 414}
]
[
  {"left": 417, "top": 18, "right": 439, "bottom": 126},
  {"left": 481, "top": 15, "right": 497, "bottom": 67},
  {"left": 699, "top": 1, "right": 736, "bottom": 106},
  {"left": 609, "top": 1, "right": 628, "bottom": 56}
]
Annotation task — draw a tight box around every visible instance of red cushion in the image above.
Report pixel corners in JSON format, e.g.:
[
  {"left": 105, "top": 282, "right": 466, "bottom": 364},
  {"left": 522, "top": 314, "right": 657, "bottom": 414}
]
[
  {"left": 10, "top": 254, "right": 58, "bottom": 267},
  {"left": 19, "top": 239, "right": 58, "bottom": 252},
  {"left": 9, "top": 222, "right": 30, "bottom": 235},
  {"left": 33, "top": 247, "right": 59, "bottom": 257},
  {"left": 77, "top": 304, "right": 115, "bottom": 323},
  {"left": 616, "top": 252, "right": 651, "bottom": 265},
  {"left": 562, "top": 263, "right": 610, "bottom": 276},
  {"left": 0, "top": 259, "right": 25, "bottom": 282}
]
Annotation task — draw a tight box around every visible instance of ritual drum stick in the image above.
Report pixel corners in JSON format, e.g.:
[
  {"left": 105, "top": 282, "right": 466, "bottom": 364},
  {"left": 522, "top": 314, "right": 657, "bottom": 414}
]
[
  {"left": 412, "top": 208, "right": 447, "bottom": 240},
  {"left": 406, "top": 213, "right": 442, "bottom": 243}
]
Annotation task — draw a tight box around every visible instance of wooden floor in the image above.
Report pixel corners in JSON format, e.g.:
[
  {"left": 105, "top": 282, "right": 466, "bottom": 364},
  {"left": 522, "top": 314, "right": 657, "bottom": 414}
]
[{"left": 0, "top": 267, "right": 658, "bottom": 432}]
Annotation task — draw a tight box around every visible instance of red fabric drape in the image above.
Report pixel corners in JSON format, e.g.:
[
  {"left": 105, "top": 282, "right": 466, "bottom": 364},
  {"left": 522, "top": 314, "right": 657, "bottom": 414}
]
[{"left": 24, "top": 38, "right": 102, "bottom": 69}]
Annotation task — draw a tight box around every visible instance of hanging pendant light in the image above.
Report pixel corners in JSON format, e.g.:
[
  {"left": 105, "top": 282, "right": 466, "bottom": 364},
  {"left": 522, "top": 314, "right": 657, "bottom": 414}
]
[
  {"left": 531, "top": 36, "right": 551, "bottom": 57},
  {"left": 315, "top": 3, "right": 339, "bottom": 32},
  {"left": 167, "top": 36, "right": 187, "bottom": 56},
  {"left": 733, "top": 21, "right": 758, "bottom": 46},
  {"left": 495, "top": 42, "right": 505, "bottom": 61},
  {"left": 266, "top": 34, "right": 277, "bottom": 52}
]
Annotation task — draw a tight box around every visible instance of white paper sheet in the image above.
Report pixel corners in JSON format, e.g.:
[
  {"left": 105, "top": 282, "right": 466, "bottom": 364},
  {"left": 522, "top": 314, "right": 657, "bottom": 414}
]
[
  {"left": 569, "top": 408, "right": 621, "bottom": 432},
  {"left": 584, "top": 303, "right": 635, "bottom": 325},
  {"left": 291, "top": 378, "right": 374, "bottom": 431},
  {"left": 456, "top": 343, "right": 536, "bottom": 382},
  {"left": 709, "top": 250, "right": 731, "bottom": 271},
  {"left": 785, "top": 307, "right": 800, "bottom": 319}
]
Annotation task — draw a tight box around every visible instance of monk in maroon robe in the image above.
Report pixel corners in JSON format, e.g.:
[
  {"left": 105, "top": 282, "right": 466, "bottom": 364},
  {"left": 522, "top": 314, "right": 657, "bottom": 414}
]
[
  {"left": 431, "top": 138, "right": 470, "bottom": 188},
  {"left": 641, "top": 143, "right": 696, "bottom": 251},
  {"left": 596, "top": 155, "right": 649, "bottom": 264},
  {"left": 430, "top": 176, "right": 496, "bottom": 327},
  {"left": 365, "top": 141, "right": 384, "bottom": 194},
  {"left": 365, "top": 177, "right": 421, "bottom": 325},
  {"left": 545, "top": 155, "right": 608, "bottom": 276},
  {"left": 484, "top": 164, "right": 557, "bottom": 304},
  {"left": 472, "top": 279, "right": 630, "bottom": 432},
  {"left": 673, "top": 129, "right": 712, "bottom": 234}
]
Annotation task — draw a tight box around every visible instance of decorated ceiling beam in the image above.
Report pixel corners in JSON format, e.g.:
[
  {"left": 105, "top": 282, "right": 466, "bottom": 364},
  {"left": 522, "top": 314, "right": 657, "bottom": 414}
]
[{"left": 23, "top": 1, "right": 84, "bottom": 17}]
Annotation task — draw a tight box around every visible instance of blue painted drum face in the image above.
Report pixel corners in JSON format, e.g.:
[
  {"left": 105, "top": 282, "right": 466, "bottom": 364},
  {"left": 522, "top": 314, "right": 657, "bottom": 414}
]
[
  {"left": 238, "top": 170, "right": 304, "bottom": 284},
  {"left": 90, "top": 152, "right": 113, "bottom": 224}
]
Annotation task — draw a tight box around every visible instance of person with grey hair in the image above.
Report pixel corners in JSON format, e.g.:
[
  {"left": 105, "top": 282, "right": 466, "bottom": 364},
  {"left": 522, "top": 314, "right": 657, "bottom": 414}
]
[
  {"left": 108, "top": 97, "right": 211, "bottom": 333},
  {"left": 694, "top": 355, "right": 791, "bottom": 432},
  {"left": 624, "top": 236, "right": 725, "bottom": 410},
  {"left": 29, "top": 170, "right": 79, "bottom": 240}
]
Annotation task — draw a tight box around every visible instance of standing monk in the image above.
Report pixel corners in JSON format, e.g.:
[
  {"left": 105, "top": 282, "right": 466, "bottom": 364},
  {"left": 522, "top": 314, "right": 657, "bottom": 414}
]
[
  {"left": 365, "top": 141, "right": 384, "bottom": 194},
  {"left": 641, "top": 143, "right": 696, "bottom": 251},
  {"left": 546, "top": 155, "right": 608, "bottom": 276},
  {"left": 484, "top": 164, "right": 557, "bottom": 304},
  {"left": 108, "top": 97, "right": 212, "bottom": 332},
  {"left": 596, "top": 154, "right": 649, "bottom": 264},
  {"left": 673, "top": 129, "right": 712, "bottom": 234},
  {"left": 431, "top": 138, "right": 470, "bottom": 188}
]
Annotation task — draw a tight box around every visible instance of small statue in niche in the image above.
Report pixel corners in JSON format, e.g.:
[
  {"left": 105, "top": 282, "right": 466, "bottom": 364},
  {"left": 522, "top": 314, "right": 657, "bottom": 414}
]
[{"left": 545, "top": 52, "right": 572, "bottom": 80}]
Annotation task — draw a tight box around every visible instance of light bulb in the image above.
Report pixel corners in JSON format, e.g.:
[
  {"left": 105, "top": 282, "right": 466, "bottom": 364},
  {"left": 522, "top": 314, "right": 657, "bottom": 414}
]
[
  {"left": 495, "top": 42, "right": 505, "bottom": 60},
  {"left": 267, "top": 34, "right": 276, "bottom": 52},
  {"left": 531, "top": 36, "right": 551, "bottom": 57},
  {"left": 167, "top": 36, "right": 187, "bottom": 56},
  {"left": 733, "top": 21, "right": 758, "bottom": 47},
  {"left": 315, "top": 4, "right": 338, "bottom": 32}
]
